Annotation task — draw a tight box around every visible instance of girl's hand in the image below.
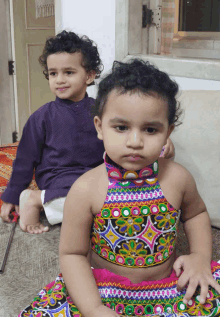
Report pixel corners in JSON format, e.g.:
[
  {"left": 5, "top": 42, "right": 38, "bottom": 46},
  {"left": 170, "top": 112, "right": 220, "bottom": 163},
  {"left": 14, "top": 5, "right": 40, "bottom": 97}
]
[
  {"left": 173, "top": 254, "right": 220, "bottom": 305},
  {"left": 162, "top": 138, "right": 175, "bottom": 159},
  {"left": 87, "top": 305, "right": 119, "bottom": 317}
]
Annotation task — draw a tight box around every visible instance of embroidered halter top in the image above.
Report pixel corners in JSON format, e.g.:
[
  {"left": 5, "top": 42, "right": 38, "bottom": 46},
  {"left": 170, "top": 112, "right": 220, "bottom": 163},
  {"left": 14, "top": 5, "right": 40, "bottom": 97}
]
[{"left": 91, "top": 154, "right": 181, "bottom": 268}]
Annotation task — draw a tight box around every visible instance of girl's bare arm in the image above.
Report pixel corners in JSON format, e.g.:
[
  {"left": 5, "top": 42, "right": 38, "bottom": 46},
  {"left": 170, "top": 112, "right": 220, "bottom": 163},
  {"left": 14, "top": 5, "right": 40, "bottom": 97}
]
[
  {"left": 181, "top": 173, "right": 212, "bottom": 259},
  {"left": 59, "top": 171, "right": 118, "bottom": 317},
  {"left": 174, "top": 169, "right": 220, "bottom": 304}
]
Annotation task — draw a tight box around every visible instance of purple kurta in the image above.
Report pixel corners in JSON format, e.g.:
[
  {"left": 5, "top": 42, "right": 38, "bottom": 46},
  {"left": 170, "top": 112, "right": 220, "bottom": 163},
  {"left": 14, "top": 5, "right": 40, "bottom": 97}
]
[{"left": 1, "top": 95, "right": 104, "bottom": 205}]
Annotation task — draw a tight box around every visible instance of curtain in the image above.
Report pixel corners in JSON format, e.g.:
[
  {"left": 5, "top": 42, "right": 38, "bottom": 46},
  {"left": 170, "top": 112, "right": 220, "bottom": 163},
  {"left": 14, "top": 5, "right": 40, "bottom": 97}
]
[
  {"left": 35, "top": 0, "right": 55, "bottom": 19},
  {"left": 161, "top": 0, "right": 175, "bottom": 55}
]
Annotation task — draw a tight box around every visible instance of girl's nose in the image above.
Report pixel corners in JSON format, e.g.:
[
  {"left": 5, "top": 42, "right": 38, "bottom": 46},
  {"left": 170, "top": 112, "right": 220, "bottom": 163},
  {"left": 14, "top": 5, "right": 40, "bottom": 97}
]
[{"left": 126, "top": 130, "right": 144, "bottom": 148}]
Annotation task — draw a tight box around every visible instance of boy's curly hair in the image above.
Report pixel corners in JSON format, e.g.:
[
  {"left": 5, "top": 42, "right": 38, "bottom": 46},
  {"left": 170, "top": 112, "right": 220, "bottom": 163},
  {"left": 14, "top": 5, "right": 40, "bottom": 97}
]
[
  {"left": 39, "top": 30, "right": 103, "bottom": 85},
  {"left": 94, "top": 59, "right": 182, "bottom": 126}
]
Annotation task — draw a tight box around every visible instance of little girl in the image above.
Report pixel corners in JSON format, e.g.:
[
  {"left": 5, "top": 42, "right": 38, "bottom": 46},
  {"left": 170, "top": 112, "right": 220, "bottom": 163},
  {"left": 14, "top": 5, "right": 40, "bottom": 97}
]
[{"left": 19, "top": 59, "right": 220, "bottom": 316}]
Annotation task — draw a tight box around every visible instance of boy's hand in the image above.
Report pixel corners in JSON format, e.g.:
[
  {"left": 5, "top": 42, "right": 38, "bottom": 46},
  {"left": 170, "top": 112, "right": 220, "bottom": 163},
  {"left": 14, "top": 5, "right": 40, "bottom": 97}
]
[
  {"left": 0, "top": 202, "right": 19, "bottom": 222},
  {"left": 161, "top": 138, "right": 175, "bottom": 159},
  {"left": 173, "top": 254, "right": 220, "bottom": 305},
  {"left": 86, "top": 305, "right": 119, "bottom": 317}
]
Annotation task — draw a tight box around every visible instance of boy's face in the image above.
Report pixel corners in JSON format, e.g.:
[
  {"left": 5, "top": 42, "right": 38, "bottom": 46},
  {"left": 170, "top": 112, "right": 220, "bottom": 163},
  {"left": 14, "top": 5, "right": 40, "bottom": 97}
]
[
  {"left": 94, "top": 90, "right": 174, "bottom": 171},
  {"left": 47, "top": 52, "right": 95, "bottom": 102}
]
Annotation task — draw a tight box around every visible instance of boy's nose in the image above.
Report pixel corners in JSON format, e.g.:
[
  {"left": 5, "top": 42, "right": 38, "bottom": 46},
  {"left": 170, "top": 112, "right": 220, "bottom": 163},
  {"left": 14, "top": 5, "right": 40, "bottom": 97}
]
[
  {"left": 56, "top": 74, "right": 66, "bottom": 84},
  {"left": 126, "top": 130, "right": 144, "bottom": 148}
]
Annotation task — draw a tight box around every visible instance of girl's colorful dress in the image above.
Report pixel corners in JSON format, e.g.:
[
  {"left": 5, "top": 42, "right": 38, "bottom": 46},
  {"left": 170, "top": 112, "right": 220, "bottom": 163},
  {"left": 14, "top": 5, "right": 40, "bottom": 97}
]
[{"left": 19, "top": 155, "right": 220, "bottom": 317}]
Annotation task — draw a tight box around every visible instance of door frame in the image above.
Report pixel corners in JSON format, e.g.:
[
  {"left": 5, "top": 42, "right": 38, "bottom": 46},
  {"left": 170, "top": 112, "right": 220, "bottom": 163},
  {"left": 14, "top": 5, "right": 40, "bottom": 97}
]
[
  {"left": 0, "top": 0, "right": 17, "bottom": 144},
  {"left": 9, "top": 0, "right": 18, "bottom": 137},
  {"left": 115, "top": 0, "right": 162, "bottom": 61}
]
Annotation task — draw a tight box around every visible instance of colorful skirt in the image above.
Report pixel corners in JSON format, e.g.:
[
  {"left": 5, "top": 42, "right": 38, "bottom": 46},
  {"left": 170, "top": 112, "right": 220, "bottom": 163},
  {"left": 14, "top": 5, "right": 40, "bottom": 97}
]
[{"left": 19, "top": 261, "right": 220, "bottom": 317}]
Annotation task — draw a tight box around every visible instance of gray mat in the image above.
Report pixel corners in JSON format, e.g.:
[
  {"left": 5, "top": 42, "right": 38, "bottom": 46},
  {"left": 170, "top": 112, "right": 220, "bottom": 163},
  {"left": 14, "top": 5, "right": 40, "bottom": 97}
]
[
  {"left": 0, "top": 216, "right": 60, "bottom": 317},
  {"left": 0, "top": 218, "right": 220, "bottom": 317}
]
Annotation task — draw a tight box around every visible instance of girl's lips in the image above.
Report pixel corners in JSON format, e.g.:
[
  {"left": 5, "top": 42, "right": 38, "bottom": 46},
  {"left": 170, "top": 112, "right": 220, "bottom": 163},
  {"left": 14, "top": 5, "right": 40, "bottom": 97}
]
[{"left": 126, "top": 155, "right": 142, "bottom": 162}]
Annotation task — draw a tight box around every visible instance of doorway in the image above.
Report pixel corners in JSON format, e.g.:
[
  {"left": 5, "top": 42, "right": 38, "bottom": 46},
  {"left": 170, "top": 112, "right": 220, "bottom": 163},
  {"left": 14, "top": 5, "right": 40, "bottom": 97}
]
[{"left": 0, "top": 0, "right": 55, "bottom": 144}]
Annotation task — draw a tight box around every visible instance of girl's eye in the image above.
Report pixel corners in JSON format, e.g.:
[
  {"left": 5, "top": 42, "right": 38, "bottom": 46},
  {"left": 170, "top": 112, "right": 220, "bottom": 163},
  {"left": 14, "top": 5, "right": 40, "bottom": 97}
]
[
  {"left": 115, "top": 125, "right": 128, "bottom": 132},
  {"left": 145, "top": 127, "right": 156, "bottom": 134},
  {"left": 66, "top": 71, "right": 74, "bottom": 75},
  {"left": 49, "top": 72, "right": 56, "bottom": 76}
]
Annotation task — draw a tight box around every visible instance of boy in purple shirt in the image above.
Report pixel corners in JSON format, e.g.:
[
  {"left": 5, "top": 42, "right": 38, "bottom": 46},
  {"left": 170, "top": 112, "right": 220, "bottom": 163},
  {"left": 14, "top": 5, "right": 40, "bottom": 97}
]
[{"left": 0, "top": 30, "right": 105, "bottom": 233}]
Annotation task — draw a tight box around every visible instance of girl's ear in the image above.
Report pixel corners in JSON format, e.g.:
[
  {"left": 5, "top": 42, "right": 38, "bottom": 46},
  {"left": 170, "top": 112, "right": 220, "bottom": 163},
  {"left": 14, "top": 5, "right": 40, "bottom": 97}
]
[
  {"left": 94, "top": 116, "right": 103, "bottom": 140},
  {"left": 86, "top": 70, "right": 96, "bottom": 85}
]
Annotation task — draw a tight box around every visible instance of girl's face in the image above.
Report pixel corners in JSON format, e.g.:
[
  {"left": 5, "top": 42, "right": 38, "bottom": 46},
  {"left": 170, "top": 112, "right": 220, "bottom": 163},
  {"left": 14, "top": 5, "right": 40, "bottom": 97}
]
[{"left": 94, "top": 90, "right": 174, "bottom": 170}]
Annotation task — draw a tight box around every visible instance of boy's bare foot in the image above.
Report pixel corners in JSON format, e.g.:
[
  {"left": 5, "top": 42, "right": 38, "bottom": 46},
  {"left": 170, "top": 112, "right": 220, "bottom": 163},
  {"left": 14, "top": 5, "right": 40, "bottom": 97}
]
[
  {"left": 19, "top": 189, "right": 49, "bottom": 234},
  {"left": 19, "top": 219, "right": 49, "bottom": 234}
]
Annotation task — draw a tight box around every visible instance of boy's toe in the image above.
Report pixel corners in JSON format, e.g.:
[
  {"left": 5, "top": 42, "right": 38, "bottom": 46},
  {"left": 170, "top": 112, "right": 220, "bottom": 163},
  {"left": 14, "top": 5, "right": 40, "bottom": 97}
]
[
  {"left": 39, "top": 223, "right": 49, "bottom": 232},
  {"left": 26, "top": 224, "right": 37, "bottom": 234}
]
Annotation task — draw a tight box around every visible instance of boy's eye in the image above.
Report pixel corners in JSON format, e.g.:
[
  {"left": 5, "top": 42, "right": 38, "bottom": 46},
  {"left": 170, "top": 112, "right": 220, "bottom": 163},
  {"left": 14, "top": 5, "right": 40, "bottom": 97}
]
[{"left": 115, "top": 125, "right": 128, "bottom": 132}]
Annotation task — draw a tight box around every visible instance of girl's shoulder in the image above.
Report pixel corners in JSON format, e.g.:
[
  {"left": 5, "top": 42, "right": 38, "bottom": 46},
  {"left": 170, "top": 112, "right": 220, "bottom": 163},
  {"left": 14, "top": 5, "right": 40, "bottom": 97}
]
[
  {"left": 158, "top": 157, "right": 188, "bottom": 174},
  {"left": 69, "top": 163, "right": 107, "bottom": 194},
  {"left": 67, "top": 163, "right": 108, "bottom": 215},
  {"left": 158, "top": 157, "right": 195, "bottom": 191}
]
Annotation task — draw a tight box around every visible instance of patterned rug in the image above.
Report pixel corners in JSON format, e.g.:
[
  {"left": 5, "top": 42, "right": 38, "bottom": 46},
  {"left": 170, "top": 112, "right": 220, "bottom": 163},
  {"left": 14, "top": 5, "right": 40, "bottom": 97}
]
[{"left": 0, "top": 142, "right": 38, "bottom": 211}]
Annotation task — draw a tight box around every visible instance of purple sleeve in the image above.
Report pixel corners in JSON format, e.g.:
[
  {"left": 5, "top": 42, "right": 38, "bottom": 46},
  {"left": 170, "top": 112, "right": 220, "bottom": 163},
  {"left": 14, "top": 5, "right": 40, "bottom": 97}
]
[{"left": 1, "top": 111, "right": 46, "bottom": 205}]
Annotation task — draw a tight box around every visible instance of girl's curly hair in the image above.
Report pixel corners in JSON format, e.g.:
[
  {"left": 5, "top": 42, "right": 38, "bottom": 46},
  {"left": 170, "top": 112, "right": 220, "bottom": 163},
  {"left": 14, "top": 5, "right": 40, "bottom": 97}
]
[
  {"left": 39, "top": 30, "right": 103, "bottom": 85},
  {"left": 94, "top": 59, "right": 182, "bottom": 126}
]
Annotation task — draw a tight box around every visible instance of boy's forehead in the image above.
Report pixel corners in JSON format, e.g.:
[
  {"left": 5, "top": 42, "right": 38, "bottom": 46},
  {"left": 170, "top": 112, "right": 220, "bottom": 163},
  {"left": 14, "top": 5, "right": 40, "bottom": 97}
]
[{"left": 47, "top": 52, "right": 83, "bottom": 67}]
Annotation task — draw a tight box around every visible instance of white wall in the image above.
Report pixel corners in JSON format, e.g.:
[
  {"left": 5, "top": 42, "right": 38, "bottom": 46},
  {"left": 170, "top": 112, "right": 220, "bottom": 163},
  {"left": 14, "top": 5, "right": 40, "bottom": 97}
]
[
  {"left": 174, "top": 76, "right": 220, "bottom": 91},
  {"left": 172, "top": 91, "right": 220, "bottom": 227},
  {"left": 56, "top": 0, "right": 116, "bottom": 98}
]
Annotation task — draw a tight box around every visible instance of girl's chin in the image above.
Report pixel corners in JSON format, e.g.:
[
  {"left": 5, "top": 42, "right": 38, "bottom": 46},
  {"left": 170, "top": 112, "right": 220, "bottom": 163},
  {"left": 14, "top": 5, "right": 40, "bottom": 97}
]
[{"left": 120, "top": 161, "right": 149, "bottom": 171}]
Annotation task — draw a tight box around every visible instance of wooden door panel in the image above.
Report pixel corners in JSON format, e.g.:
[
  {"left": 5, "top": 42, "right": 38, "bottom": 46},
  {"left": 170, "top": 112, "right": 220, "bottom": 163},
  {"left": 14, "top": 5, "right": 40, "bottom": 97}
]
[
  {"left": 13, "top": 0, "right": 55, "bottom": 138},
  {"left": 28, "top": 44, "right": 54, "bottom": 114},
  {"left": 25, "top": 0, "right": 55, "bottom": 29}
]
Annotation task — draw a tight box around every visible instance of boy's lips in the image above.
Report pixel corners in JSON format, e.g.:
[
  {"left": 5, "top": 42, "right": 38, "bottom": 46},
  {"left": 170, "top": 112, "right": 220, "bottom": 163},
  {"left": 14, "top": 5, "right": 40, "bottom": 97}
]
[{"left": 57, "top": 87, "right": 69, "bottom": 92}]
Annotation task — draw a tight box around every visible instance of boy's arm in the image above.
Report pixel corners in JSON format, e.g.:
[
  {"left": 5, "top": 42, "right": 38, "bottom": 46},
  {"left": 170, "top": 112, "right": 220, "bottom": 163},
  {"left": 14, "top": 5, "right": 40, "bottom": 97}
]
[
  {"left": 59, "top": 172, "right": 118, "bottom": 317},
  {"left": 1, "top": 112, "right": 45, "bottom": 221},
  {"left": 173, "top": 170, "right": 220, "bottom": 304}
]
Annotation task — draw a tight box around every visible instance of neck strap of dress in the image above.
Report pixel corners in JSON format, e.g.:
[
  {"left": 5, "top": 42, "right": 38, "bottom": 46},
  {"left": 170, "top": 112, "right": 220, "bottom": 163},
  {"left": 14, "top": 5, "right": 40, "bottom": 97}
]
[{"left": 104, "top": 152, "right": 159, "bottom": 182}]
